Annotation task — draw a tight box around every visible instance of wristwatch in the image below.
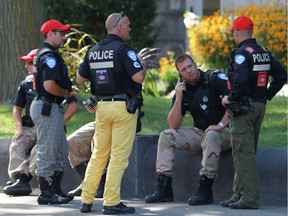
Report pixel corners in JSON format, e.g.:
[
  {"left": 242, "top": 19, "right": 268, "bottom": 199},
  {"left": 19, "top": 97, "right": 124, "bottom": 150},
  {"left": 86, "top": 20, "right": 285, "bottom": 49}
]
[{"left": 217, "top": 122, "right": 225, "bottom": 128}]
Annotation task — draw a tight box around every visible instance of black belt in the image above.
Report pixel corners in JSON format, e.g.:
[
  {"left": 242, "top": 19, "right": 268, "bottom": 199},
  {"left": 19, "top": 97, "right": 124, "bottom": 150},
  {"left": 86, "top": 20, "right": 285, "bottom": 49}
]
[
  {"left": 98, "top": 93, "right": 127, "bottom": 102},
  {"left": 35, "top": 95, "right": 63, "bottom": 104},
  {"left": 249, "top": 97, "right": 266, "bottom": 104}
]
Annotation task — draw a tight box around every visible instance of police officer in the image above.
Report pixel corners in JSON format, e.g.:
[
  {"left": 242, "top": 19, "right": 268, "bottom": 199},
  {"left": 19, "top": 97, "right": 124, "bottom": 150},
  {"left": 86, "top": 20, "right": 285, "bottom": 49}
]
[
  {"left": 3, "top": 49, "right": 38, "bottom": 196},
  {"left": 221, "top": 16, "right": 287, "bottom": 209},
  {"left": 76, "top": 12, "right": 146, "bottom": 214},
  {"left": 3, "top": 49, "right": 78, "bottom": 197},
  {"left": 68, "top": 95, "right": 143, "bottom": 198},
  {"left": 30, "top": 19, "right": 79, "bottom": 205},
  {"left": 145, "top": 54, "right": 231, "bottom": 206}
]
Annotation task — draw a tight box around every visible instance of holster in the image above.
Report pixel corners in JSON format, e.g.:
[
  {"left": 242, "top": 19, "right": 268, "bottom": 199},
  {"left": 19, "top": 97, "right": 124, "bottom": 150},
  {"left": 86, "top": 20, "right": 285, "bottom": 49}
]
[
  {"left": 22, "top": 115, "right": 34, "bottom": 127},
  {"left": 126, "top": 89, "right": 143, "bottom": 114}
]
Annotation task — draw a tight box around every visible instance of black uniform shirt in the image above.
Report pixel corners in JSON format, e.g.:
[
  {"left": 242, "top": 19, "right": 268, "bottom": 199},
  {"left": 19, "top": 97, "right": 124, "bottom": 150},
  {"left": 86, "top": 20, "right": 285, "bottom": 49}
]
[
  {"left": 36, "top": 42, "right": 72, "bottom": 100},
  {"left": 172, "top": 70, "right": 229, "bottom": 130},
  {"left": 78, "top": 34, "right": 143, "bottom": 81},
  {"left": 14, "top": 75, "right": 35, "bottom": 118},
  {"left": 228, "top": 38, "right": 287, "bottom": 101}
]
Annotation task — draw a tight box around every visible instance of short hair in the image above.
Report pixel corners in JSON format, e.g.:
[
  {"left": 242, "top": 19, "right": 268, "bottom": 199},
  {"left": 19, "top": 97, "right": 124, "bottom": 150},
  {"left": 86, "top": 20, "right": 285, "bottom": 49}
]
[{"left": 175, "top": 54, "right": 195, "bottom": 71}]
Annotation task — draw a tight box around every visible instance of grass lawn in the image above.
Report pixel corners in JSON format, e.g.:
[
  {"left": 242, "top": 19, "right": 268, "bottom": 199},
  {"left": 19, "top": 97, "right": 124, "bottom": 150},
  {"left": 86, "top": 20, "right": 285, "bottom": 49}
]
[{"left": 0, "top": 96, "right": 287, "bottom": 147}]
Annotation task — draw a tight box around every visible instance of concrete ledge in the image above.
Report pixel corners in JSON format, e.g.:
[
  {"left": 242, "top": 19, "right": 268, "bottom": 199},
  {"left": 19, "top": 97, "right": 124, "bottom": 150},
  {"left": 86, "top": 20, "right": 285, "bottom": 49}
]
[
  {"left": 0, "top": 135, "right": 287, "bottom": 206},
  {"left": 121, "top": 134, "right": 287, "bottom": 206}
]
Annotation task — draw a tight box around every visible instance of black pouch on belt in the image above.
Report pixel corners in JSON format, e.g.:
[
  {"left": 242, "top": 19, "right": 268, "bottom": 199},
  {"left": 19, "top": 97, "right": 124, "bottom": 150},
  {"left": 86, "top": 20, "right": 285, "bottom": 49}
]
[{"left": 41, "top": 101, "right": 52, "bottom": 116}]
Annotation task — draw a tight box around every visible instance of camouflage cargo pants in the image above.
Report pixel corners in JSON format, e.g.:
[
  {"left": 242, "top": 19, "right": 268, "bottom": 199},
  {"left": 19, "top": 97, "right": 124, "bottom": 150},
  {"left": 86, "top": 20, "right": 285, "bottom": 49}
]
[
  {"left": 156, "top": 127, "right": 231, "bottom": 179},
  {"left": 67, "top": 121, "right": 95, "bottom": 168},
  {"left": 8, "top": 126, "right": 37, "bottom": 180}
]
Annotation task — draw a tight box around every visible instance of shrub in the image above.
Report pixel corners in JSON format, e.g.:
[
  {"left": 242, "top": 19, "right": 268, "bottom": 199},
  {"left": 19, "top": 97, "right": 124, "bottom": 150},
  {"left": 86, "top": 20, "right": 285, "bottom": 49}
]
[
  {"left": 230, "top": 2, "right": 287, "bottom": 67},
  {"left": 186, "top": 2, "right": 287, "bottom": 71},
  {"left": 60, "top": 28, "right": 97, "bottom": 92}
]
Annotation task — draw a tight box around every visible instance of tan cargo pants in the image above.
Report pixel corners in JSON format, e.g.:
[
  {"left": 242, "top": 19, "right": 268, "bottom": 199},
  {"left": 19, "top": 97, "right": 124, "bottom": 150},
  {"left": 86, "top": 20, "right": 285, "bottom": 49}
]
[{"left": 156, "top": 127, "right": 231, "bottom": 179}]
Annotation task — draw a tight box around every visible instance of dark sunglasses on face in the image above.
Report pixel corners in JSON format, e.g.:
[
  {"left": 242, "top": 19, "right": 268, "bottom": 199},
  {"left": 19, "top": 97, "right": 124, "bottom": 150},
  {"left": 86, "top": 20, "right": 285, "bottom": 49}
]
[
  {"left": 52, "top": 30, "right": 66, "bottom": 36},
  {"left": 27, "top": 62, "right": 33, "bottom": 65}
]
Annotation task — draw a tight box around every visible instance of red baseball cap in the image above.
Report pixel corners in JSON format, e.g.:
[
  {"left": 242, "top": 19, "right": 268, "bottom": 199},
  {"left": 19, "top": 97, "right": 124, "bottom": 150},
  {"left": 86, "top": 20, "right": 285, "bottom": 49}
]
[
  {"left": 20, "top": 49, "right": 39, "bottom": 62},
  {"left": 40, "top": 19, "right": 71, "bottom": 35},
  {"left": 229, "top": 16, "right": 253, "bottom": 32}
]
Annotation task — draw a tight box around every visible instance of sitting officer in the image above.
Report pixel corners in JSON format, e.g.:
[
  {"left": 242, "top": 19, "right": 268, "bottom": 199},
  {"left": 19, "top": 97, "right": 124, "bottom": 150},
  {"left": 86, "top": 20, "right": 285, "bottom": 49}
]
[
  {"left": 3, "top": 49, "right": 78, "bottom": 196},
  {"left": 145, "top": 54, "right": 231, "bottom": 205}
]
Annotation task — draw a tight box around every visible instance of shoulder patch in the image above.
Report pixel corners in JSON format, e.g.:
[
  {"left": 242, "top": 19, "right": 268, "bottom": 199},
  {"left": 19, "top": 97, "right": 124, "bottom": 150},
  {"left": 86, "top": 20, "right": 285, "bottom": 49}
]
[
  {"left": 134, "top": 62, "right": 141, "bottom": 68},
  {"left": 127, "top": 50, "right": 137, "bottom": 61},
  {"left": 234, "top": 54, "right": 245, "bottom": 65},
  {"left": 217, "top": 73, "right": 228, "bottom": 80},
  {"left": 45, "top": 57, "right": 56, "bottom": 69}
]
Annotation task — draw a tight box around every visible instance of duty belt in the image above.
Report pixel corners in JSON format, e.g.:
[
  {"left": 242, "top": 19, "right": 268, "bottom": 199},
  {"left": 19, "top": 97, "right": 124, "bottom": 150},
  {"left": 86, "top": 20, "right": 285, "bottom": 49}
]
[
  {"left": 249, "top": 97, "right": 266, "bottom": 104},
  {"left": 97, "top": 93, "right": 127, "bottom": 101},
  {"left": 35, "top": 95, "right": 63, "bottom": 104}
]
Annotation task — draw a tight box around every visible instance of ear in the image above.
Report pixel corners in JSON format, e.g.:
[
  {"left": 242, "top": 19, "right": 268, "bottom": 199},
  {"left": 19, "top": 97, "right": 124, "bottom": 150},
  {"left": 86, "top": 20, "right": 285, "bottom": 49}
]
[
  {"left": 117, "top": 24, "right": 122, "bottom": 31},
  {"left": 47, "top": 31, "right": 53, "bottom": 38},
  {"left": 48, "top": 30, "right": 57, "bottom": 38}
]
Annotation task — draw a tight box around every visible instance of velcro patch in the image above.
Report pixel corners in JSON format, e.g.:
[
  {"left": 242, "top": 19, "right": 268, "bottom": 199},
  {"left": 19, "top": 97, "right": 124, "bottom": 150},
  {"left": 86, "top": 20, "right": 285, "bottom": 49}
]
[
  {"left": 127, "top": 50, "right": 137, "bottom": 61},
  {"left": 217, "top": 73, "right": 228, "bottom": 80},
  {"left": 45, "top": 57, "right": 56, "bottom": 69},
  {"left": 235, "top": 54, "right": 245, "bottom": 65}
]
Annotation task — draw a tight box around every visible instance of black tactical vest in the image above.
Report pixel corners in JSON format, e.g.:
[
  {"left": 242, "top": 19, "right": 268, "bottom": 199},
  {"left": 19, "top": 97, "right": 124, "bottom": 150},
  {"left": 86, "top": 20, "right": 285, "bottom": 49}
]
[
  {"left": 239, "top": 44, "right": 271, "bottom": 98},
  {"left": 33, "top": 46, "right": 72, "bottom": 101},
  {"left": 23, "top": 76, "right": 35, "bottom": 118},
  {"left": 183, "top": 71, "right": 226, "bottom": 130},
  {"left": 88, "top": 40, "right": 129, "bottom": 96}
]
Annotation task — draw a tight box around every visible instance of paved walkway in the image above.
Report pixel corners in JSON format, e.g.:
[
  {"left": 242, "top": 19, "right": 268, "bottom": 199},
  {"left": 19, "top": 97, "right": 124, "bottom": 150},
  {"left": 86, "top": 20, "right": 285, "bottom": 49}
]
[{"left": 0, "top": 193, "right": 286, "bottom": 216}]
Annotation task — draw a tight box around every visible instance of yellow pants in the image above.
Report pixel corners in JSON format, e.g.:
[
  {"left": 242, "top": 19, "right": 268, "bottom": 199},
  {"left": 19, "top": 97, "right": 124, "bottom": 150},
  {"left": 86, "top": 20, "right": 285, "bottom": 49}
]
[{"left": 81, "top": 101, "right": 137, "bottom": 206}]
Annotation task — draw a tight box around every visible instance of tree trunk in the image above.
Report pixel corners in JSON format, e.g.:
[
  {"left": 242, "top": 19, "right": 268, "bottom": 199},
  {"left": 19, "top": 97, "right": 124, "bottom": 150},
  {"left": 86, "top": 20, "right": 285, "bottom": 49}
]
[{"left": 0, "top": 0, "right": 45, "bottom": 104}]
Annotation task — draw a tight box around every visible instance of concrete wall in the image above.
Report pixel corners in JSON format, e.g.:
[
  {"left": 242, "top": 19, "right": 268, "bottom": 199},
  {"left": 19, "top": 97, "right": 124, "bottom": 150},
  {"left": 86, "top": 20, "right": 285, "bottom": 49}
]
[
  {"left": 121, "top": 135, "right": 287, "bottom": 205},
  {"left": 0, "top": 135, "right": 287, "bottom": 205},
  {"left": 154, "top": 0, "right": 187, "bottom": 57}
]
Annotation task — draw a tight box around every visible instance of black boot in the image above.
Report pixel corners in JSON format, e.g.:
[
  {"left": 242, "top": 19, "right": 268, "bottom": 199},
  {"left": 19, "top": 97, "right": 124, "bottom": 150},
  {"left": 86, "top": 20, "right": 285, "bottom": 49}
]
[
  {"left": 52, "top": 171, "right": 74, "bottom": 202},
  {"left": 3, "top": 173, "right": 32, "bottom": 196},
  {"left": 68, "top": 161, "right": 87, "bottom": 197},
  {"left": 37, "top": 176, "right": 70, "bottom": 205},
  {"left": 188, "top": 175, "right": 214, "bottom": 205},
  {"left": 145, "top": 174, "right": 174, "bottom": 203}
]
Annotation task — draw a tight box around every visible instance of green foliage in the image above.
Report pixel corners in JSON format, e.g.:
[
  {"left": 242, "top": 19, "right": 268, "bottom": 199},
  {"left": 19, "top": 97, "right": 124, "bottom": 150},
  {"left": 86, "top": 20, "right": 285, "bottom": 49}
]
[
  {"left": 44, "top": 0, "right": 159, "bottom": 51},
  {"left": 142, "top": 69, "right": 179, "bottom": 97},
  {"left": 161, "top": 70, "right": 179, "bottom": 95},
  {"left": 142, "top": 69, "right": 161, "bottom": 97},
  {"left": 59, "top": 28, "right": 97, "bottom": 92},
  {"left": 258, "top": 97, "right": 287, "bottom": 147},
  {"left": 185, "top": 2, "right": 287, "bottom": 70},
  {"left": 141, "top": 51, "right": 180, "bottom": 97}
]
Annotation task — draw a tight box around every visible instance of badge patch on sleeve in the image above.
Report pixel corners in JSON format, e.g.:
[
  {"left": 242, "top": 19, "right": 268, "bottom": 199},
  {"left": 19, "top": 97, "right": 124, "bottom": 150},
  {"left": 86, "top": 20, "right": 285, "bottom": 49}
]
[
  {"left": 235, "top": 54, "right": 245, "bottom": 65},
  {"left": 217, "top": 73, "right": 228, "bottom": 80},
  {"left": 127, "top": 50, "right": 137, "bottom": 61},
  {"left": 45, "top": 57, "right": 56, "bottom": 68}
]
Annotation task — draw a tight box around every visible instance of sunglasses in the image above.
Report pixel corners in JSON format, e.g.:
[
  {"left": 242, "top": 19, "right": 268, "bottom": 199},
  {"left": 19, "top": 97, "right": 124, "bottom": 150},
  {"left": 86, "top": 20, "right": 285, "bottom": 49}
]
[
  {"left": 27, "top": 62, "right": 33, "bottom": 65},
  {"left": 114, "top": 12, "right": 125, "bottom": 28},
  {"left": 52, "top": 30, "right": 66, "bottom": 36}
]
